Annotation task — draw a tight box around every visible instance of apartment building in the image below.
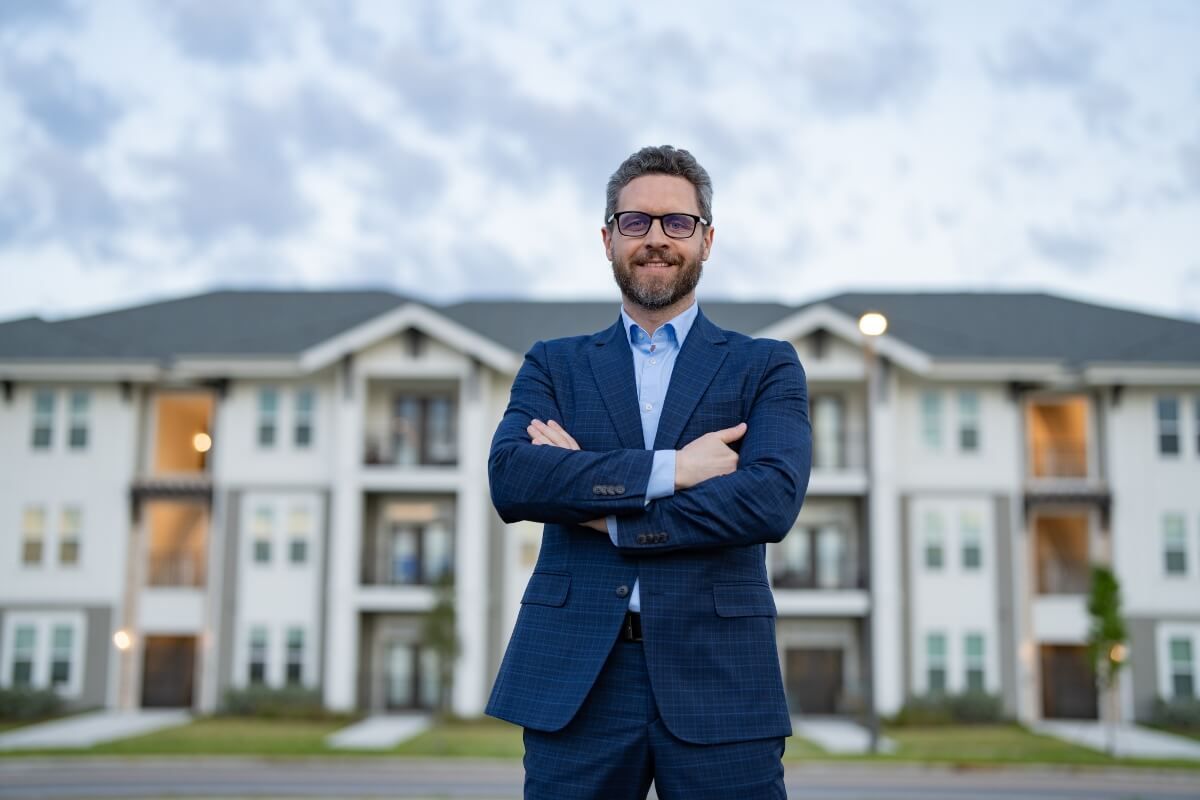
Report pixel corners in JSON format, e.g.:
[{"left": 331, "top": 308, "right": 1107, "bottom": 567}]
[{"left": 1, "top": 290, "right": 1197, "bottom": 726}]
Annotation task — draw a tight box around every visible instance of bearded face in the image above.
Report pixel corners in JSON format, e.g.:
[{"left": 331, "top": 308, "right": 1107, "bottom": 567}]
[{"left": 610, "top": 245, "right": 704, "bottom": 311}]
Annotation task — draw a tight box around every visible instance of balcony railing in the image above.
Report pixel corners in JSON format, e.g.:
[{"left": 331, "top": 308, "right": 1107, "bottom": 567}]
[
  {"left": 147, "top": 555, "right": 206, "bottom": 587},
  {"left": 772, "top": 567, "right": 868, "bottom": 591},
  {"left": 1036, "top": 561, "right": 1090, "bottom": 595},
  {"left": 1030, "top": 444, "right": 1089, "bottom": 479}
]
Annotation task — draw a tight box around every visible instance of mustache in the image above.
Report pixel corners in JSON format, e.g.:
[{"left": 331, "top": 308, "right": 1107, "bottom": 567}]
[{"left": 632, "top": 251, "right": 684, "bottom": 266}]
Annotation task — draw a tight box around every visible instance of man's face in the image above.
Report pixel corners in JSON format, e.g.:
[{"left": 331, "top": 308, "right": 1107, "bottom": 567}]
[{"left": 602, "top": 174, "right": 714, "bottom": 311}]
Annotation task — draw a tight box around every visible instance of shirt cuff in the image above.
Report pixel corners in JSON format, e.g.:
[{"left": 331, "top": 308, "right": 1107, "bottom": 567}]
[
  {"left": 605, "top": 515, "right": 619, "bottom": 546},
  {"left": 646, "top": 450, "right": 676, "bottom": 501}
]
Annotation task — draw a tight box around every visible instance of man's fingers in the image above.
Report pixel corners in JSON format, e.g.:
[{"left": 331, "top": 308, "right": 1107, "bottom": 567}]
[
  {"left": 715, "top": 422, "right": 747, "bottom": 443},
  {"left": 528, "top": 419, "right": 578, "bottom": 450},
  {"left": 547, "top": 419, "right": 581, "bottom": 450}
]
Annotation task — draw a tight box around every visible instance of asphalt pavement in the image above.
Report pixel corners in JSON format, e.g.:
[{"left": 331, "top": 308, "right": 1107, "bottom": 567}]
[{"left": 0, "top": 758, "right": 1198, "bottom": 800}]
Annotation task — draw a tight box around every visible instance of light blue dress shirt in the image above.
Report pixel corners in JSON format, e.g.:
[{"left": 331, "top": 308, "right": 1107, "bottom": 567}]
[{"left": 604, "top": 300, "right": 700, "bottom": 612}]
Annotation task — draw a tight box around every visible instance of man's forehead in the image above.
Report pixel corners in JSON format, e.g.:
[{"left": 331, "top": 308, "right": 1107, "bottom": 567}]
[{"left": 616, "top": 174, "right": 698, "bottom": 212}]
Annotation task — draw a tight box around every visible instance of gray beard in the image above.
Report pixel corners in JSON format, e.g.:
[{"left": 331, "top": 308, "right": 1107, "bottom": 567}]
[{"left": 611, "top": 257, "right": 703, "bottom": 311}]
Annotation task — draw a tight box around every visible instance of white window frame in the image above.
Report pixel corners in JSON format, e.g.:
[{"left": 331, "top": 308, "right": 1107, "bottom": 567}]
[
  {"left": 1158, "top": 625, "right": 1200, "bottom": 701},
  {"left": 287, "top": 504, "right": 311, "bottom": 566},
  {"left": 0, "top": 612, "right": 85, "bottom": 697},
  {"left": 963, "top": 632, "right": 986, "bottom": 693},
  {"left": 257, "top": 388, "right": 279, "bottom": 448},
  {"left": 1157, "top": 395, "right": 1181, "bottom": 456},
  {"left": 59, "top": 506, "right": 82, "bottom": 567},
  {"left": 920, "top": 390, "right": 942, "bottom": 451},
  {"left": 31, "top": 388, "right": 55, "bottom": 450},
  {"left": 960, "top": 511, "right": 983, "bottom": 571},
  {"left": 1163, "top": 513, "right": 1188, "bottom": 577},
  {"left": 285, "top": 626, "right": 304, "bottom": 685},
  {"left": 67, "top": 390, "right": 90, "bottom": 450},
  {"left": 294, "top": 388, "right": 315, "bottom": 448},
  {"left": 246, "top": 625, "right": 269, "bottom": 686},
  {"left": 925, "top": 631, "right": 948, "bottom": 694},
  {"left": 958, "top": 390, "right": 981, "bottom": 453},
  {"left": 923, "top": 511, "right": 945, "bottom": 572},
  {"left": 21, "top": 506, "right": 47, "bottom": 567},
  {"left": 251, "top": 506, "right": 274, "bottom": 565}
]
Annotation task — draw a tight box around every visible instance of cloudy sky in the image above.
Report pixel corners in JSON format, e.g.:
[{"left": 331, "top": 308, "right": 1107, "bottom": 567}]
[{"left": 1, "top": 0, "right": 1198, "bottom": 323}]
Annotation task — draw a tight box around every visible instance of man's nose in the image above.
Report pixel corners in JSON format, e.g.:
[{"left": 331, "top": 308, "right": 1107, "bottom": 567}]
[{"left": 643, "top": 217, "right": 671, "bottom": 245}]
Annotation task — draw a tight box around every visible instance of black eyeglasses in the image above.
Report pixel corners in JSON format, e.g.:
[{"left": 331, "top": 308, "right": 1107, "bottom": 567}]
[{"left": 607, "top": 211, "right": 709, "bottom": 239}]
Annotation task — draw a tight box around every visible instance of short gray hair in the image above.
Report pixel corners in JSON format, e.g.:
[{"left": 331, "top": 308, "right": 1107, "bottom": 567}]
[{"left": 605, "top": 145, "right": 713, "bottom": 227}]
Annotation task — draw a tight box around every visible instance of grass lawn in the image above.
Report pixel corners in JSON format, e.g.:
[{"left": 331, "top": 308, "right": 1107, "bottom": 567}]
[{"left": 92, "top": 717, "right": 353, "bottom": 756}]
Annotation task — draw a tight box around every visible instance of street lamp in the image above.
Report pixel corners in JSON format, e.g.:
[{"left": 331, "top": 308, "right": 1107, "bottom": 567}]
[{"left": 859, "top": 311, "right": 887, "bottom": 754}]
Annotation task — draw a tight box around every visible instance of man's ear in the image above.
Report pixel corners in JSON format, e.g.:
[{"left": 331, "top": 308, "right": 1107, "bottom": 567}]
[{"left": 601, "top": 226, "right": 614, "bottom": 261}]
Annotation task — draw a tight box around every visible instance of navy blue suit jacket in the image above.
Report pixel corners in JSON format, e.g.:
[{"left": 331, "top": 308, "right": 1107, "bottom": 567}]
[{"left": 485, "top": 307, "right": 812, "bottom": 745}]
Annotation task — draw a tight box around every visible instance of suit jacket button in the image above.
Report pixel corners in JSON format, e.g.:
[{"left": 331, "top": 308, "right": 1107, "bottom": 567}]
[
  {"left": 637, "top": 534, "right": 647, "bottom": 544},
  {"left": 615, "top": 585, "right": 629, "bottom": 598},
  {"left": 615, "top": 485, "right": 625, "bottom": 494},
  {"left": 593, "top": 485, "right": 603, "bottom": 495}
]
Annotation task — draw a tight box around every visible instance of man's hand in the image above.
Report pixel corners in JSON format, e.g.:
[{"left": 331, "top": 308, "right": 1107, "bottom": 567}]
[
  {"left": 527, "top": 419, "right": 608, "bottom": 533},
  {"left": 675, "top": 422, "right": 746, "bottom": 490}
]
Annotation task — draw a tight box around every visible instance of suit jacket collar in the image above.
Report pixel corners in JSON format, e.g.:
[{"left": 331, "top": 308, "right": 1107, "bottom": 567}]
[{"left": 588, "top": 305, "right": 729, "bottom": 452}]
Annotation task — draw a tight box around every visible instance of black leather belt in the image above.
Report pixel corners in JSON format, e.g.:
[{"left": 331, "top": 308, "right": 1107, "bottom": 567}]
[{"left": 620, "top": 610, "right": 643, "bottom": 642}]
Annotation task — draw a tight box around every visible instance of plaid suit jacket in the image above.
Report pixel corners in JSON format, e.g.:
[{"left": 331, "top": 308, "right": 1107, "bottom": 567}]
[{"left": 485, "top": 307, "right": 812, "bottom": 745}]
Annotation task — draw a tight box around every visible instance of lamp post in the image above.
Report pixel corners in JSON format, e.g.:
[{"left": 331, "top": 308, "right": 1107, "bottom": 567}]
[{"left": 858, "top": 311, "right": 887, "bottom": 754}]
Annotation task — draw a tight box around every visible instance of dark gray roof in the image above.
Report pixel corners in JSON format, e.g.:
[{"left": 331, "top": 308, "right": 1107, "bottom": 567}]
[
  {"left": 809, "top": 292, "right": 1200, "bottom": 365},
  {"left": 439, "top": 298, "right": 796, "bottom": 353},
  {"left": 1, "top": 288, "right": 1197, "bottom": 367},
  {"left": 0, "top": 289, "right": 408, "bottom": 360}
]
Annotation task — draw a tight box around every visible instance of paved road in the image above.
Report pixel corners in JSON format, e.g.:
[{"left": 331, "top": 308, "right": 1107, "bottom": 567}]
[{"left": 0, "top": 758, "right": 1197, "bottom": 800}]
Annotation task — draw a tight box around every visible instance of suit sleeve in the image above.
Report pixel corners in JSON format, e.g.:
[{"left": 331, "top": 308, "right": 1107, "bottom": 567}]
[
  {"left": 488, "top": 340, "right": 656, "bottom": 525},
  {"left": 612, "top": 340, "right": 812, "bottom": 554}
]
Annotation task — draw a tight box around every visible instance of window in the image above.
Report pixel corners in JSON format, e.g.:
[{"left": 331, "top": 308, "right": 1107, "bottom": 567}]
[
  {"left": 67, "top": 390, "right": 89, "bottom": 450},
  {"left": 21, "top": 507, "right": 46, "bottom": 566},
  {"left": 964, "top": 633, "right": 985, "bottom": 692},
  {"left": 811, "top": 395, "right": 845, "bottom": 470},
  {"left": 294, "top": 389, "right": 315, "bottom": 448},
  {"left": 50, "top": 625, "right": 73, "bottom": 687},
  {"left": 425, "top": 396, "right": 456, "bottom": 464},
  {"left": 286, "top": 628, "right": 304, "bottom": 685},
  {"left": 31, "top": 389, "right": 54, "bottom": 449},
  {"left": 258, "top": 389, "right": 278, "bottom": 447},
  {"left": 382, "top": 394, "right": 459, "bottom": 467},
  {"left": 774, "top": 526, "right": 812, "bottom": 588},
  {"left": 11, "top": 625, "right": 35, "bottom": 687},
  {"left": 1169, "top": 637, "right": 1195, "bottom": 699},
  {"left": 1164, "top": 514, "right": 1187, "bottom": 576},
  {"left": 923, "top": 511, "right": 945, "bottom": 571},
  {"left": 926, "top": 632, "right": 947, "bottom": 693},
  {"left": 59, "top": 507, "right": 82, "bottom": 566},
  {"left": 961, "top": 512, "right": 983, "bottom": 571},
  {"left": 287, "top": 506, "right": 310, "bottom": 565},
  {"left": 1195, "top": 395, "right": 1200, "bottom": 456},
  {"left": 958, "top": 391, "right": 980, "bottom": 452},
  {"left": 1157, "top": 396, "right": 1180, "bottom": 455},
  {"left": 920, "top": 391, "right": 942, "bottom": 450},
  {"left": 252, "top": 507, "right": 273, "bottom": 564},
  {"left": 248, "top": 627, "right": 267, "bottom": 685}
]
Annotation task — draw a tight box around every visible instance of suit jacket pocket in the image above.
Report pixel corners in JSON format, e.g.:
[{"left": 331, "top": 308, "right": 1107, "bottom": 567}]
[
  {"left": 712, "top": 581, "right": 777, "bottom": 618},
  {"left": 521, "top": 571, "right": 571, "bottom": 607}
]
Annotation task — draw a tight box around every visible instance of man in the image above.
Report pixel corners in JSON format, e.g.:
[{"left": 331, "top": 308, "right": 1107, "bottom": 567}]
[{"left": 486, "top": 145, "right": 812, "bottom": 799}]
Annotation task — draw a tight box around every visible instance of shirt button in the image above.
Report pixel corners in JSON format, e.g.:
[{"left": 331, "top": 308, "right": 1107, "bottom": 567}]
[
  {"left": 616, "top": 585, "right": 629, "bottom": 598},
  {"left": 649, "top": 358, "right": 657, "bottom": 365},
  {"left": 644, "top": 403, "right": 653, "bottom": 411}
]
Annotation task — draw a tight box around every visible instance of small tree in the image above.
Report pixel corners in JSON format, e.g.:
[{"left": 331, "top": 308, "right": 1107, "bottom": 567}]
[
  {"left": 421, "top": 572, "right": 460, "bottom": 717},
  {"left": 1086, "top": 564, "right": 1128, "bottom": 756}
]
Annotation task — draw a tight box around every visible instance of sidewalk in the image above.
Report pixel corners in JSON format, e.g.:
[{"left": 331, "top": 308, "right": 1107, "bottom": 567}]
[
  {"left": 0, "top": 709, "right": 191, "bottom": 751},
  {"left": 1032, "top": 720, "right": 1200, "bottom": 760},
  {"left": 792, "top": 716, "right": 896, "bottom": 754},
  {"left": 327, "top": 713, "right": 432, "bottom": 750}
]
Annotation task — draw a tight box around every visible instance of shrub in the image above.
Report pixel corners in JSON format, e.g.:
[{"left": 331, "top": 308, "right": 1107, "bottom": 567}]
[
  {"left": 221, "top": 685, "right": 330, "bottom": 719},
  {"left": 890, "top": 691, "right": 1004, "bottom": 726},
  {"left": 0, "top": 686, "right": 62, "bottom": 720},
  {"left": 1151, "top": 696, "right": 1200, "bottom": 732}
]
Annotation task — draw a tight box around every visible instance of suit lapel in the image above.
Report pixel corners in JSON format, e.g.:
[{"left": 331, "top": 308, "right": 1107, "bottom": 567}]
[
  {"left": 653, "top": 308, "right": 729, "bottom": 451},
  {"left": 587, "top": 317, "right": 646, "bottom": 450}
]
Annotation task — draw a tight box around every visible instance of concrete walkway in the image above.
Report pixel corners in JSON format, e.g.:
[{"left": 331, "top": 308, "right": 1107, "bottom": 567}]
[
  {"left": 1032, "top": 720, "right": 1200, "bottom": 760},
  {"left": 327, "top": 713, "right": 433, "bottom": 750},
  {"left": 792, "top": 716, "right": 896, "bottom": 754},
  {"left": 0, "top": 709, "right": 191, "bottom": 750}
]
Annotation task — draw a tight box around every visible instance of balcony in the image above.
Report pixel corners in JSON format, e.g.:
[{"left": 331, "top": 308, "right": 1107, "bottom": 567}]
[
  {"left": 361, "top": 495, "right": 455, "bottom": 588},
  {"left": 808, "top": 394, "right": 868, "bottom": 495},
  {"left": 1033, "top": 513, "right": 1090, "bottom": 596},
  {"left": 772, "top": 525, "right": 866, "bottom": 591},
  {"left": 1024, "top": 397, "right": 1110, "bottom": 524},
  {"left": 363, "top": 386, "right": 458, "bottom": 469},
  {"left": 134, "top": 391, "right": 215, "bottom": 500},
  {"left": 144, "top": 500, "right": 208, "bottom": 588}
]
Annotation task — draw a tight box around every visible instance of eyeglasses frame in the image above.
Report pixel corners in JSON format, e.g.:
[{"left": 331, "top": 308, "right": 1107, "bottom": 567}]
[{"left": 606, "top": 211, "right": 710, "bottom": 239}]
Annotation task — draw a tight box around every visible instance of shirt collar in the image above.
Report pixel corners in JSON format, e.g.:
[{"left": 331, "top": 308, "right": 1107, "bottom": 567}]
[{"left": 620, "top": 300, "right": 699, "bottom": 348}]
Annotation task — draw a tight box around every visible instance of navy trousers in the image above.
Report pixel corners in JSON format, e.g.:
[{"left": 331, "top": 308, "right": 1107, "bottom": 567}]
[{"left": 522, "top": 635, "right": 787, "bottom": 800}]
